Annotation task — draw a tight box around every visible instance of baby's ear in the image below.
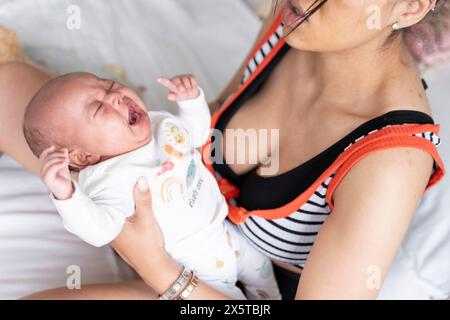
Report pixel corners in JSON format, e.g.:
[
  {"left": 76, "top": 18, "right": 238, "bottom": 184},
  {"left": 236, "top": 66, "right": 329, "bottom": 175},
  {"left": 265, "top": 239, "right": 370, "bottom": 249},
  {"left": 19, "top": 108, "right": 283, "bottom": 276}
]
[{"left": 69, "top": 150, "right": 101, "bottom": 169}]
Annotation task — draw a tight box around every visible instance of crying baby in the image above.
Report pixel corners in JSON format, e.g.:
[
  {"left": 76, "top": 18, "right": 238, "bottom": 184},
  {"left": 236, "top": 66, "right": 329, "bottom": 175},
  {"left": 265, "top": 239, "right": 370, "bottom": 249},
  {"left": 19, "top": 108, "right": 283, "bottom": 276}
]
[{"left": 22, "top": 72, "right": 281, "bottom": 300}]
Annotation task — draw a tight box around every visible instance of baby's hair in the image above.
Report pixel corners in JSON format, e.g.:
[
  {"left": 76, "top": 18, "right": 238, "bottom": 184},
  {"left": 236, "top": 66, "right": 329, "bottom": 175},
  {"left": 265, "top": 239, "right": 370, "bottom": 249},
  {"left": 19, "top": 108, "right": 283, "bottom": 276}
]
[
  {"left": 23, "top": 124, "right": 49, "bottom": 158},
  {"left": 23, "top": 83, "right": 54, "bottom": 158},
  {"left": 22, "top": 74, "right": 76, "bottom": 158}
]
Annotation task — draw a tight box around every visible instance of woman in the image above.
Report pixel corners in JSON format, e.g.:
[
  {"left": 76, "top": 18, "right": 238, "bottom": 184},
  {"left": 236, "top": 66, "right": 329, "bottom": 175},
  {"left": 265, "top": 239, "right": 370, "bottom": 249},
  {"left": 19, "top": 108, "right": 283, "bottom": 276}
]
[{"left": 1, "top": 0, "right": 447, "bottom": 299}]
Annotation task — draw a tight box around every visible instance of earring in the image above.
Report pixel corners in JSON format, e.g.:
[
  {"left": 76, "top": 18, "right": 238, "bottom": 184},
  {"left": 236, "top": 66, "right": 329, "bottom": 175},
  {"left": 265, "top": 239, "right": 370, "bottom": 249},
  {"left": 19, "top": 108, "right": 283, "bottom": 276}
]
[{"left": 392, "top": 22, "right": 400, "bottom": 31}]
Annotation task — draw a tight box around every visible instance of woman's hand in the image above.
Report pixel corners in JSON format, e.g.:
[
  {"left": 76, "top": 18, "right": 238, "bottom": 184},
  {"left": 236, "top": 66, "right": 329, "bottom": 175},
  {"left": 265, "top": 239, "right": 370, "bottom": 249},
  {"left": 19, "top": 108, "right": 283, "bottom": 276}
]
[
  {"left": 112, "top": 177, "right": 164, "bottom": 269},
  {"left": 111, "top": 177, "right": 232, "bottom": 299},
  {"left": 111, "top": 177, "right": 183, "bottom": 295}
]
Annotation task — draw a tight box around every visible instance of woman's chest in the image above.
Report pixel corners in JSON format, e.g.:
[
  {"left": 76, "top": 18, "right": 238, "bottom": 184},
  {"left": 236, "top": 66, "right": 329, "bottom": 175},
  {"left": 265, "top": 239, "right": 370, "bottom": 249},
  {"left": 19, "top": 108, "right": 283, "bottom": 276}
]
[{"left": 223, "top": 81, "right": 361, "bottom": 178}]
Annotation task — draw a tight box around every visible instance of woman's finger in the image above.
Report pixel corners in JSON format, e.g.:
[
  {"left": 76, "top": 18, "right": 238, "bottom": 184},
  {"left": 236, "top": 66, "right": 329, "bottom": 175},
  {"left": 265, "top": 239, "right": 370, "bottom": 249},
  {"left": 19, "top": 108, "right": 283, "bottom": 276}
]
[{"left": 133, "top": 177, "right": 153, "bottom": 216}]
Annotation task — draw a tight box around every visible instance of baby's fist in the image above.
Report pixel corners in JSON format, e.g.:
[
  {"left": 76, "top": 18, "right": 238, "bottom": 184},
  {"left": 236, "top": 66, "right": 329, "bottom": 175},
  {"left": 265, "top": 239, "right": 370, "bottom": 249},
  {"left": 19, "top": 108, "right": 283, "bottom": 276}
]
[
  {"left": 39, "top": 146, "right": 74, "bottom": 200},
  {"left": 157, "top": 75, "right": 200, "bottom": 101}
]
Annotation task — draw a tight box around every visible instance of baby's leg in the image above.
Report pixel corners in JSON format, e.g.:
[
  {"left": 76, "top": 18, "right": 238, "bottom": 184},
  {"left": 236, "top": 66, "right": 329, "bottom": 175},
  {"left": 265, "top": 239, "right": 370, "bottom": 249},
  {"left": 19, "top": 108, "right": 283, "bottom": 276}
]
[
  {"left": 224, "top": 220, "right": 281, "bottom": 300},
  {"left": 170, "top": 232, "right": 247, "bottom": 300},
  {"left": 174, "top": 249, "right": 247, "bottom": 299}
]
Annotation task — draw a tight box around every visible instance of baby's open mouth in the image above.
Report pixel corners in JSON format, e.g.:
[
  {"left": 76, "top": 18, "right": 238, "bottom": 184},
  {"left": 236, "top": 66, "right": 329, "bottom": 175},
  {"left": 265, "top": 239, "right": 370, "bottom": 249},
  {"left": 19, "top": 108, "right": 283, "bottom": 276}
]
[{"left": 126, "top": 99, "right": 142, "bottom": 126}]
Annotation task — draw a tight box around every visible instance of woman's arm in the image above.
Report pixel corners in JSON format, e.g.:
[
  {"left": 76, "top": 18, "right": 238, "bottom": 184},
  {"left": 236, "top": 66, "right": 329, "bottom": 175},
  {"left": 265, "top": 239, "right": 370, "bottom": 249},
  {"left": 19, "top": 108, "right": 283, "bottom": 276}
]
[
  {"left": 111, "top": 178, "right": 233, "bottom": 300},
  {"left": 127, "top": 252, "right": 232, "bottom": 300},
  {"left": 0, "top": 62, "right": 51, "bottom": 175},
  {"left": 296, "top": 147, "right": 433, "bottom": 299}
]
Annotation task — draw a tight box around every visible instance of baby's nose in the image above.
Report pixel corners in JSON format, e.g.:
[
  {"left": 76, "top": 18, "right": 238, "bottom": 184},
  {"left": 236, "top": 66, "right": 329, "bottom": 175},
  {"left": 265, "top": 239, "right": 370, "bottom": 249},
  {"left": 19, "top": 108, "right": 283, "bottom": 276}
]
[{"left": 110, "top": 93, "right": 124, "bottom": 109}]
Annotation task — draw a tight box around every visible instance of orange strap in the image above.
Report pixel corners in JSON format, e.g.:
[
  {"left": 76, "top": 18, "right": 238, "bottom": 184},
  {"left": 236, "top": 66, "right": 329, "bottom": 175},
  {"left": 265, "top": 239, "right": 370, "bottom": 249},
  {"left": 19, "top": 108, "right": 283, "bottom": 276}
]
[
  {"left": 325, "top": 127, "right": 446, "bottom": 210},
  {"left": 220, "top": 124, "right": 445, "bottom": 224}
]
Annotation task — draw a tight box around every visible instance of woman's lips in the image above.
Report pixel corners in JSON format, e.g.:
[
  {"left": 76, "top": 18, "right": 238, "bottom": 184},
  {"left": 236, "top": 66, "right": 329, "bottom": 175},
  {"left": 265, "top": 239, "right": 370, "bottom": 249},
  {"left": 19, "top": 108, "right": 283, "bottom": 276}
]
[{"left": 281, "top": 0, "right": 306, "bottom": 27}]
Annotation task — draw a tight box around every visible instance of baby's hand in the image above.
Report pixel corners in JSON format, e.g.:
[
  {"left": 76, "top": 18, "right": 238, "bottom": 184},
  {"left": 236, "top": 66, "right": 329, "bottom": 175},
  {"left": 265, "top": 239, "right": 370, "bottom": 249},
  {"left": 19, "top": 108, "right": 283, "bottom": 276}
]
[
  {"left": 157, "top": 75, "right": 200, "bottom": 101},
  {"left": 39, "top": 146, "right": 74, "bottom": 200}
]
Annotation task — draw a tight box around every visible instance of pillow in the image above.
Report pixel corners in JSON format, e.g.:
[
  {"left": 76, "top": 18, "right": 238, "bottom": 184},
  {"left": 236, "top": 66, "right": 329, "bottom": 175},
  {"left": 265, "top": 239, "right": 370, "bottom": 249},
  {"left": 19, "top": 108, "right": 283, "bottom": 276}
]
[{"left": 0, "top": 26, "right": 26, "bottom": 64}]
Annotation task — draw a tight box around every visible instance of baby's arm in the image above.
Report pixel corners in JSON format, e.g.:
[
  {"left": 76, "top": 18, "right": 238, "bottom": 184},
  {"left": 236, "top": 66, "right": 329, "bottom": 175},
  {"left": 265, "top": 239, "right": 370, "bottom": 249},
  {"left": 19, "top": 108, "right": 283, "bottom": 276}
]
[
  {"left": 158, "top": 75, "right": 211, "bottom": 148},
  {"left": 40, "top": 146, "right": 127, "bottom": 247},
  {"left": 52, "top": 183, "right": 127, "bottom": 247},
  {"left": 39, "top": 146, "right": 74, "bottom": 200}
]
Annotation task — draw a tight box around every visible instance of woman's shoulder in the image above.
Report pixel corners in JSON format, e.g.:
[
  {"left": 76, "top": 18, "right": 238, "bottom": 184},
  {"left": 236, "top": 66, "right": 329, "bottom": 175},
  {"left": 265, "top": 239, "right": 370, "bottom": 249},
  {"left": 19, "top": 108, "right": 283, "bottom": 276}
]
[
  {"left": 368, "top": 72, "right": 434, "bottom": 120},
  {"left": 332, "top": 142, "right": 435, "bottom": 208},
  {"left": 326, "top": 101, "right": 444, "bottom": 209}
]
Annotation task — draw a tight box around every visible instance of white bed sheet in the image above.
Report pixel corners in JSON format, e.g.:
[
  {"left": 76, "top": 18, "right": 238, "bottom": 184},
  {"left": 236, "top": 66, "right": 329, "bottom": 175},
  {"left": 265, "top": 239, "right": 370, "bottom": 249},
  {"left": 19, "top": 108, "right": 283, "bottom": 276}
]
[
  {"left": 0, "top": 155, "right": 134, "bottom": 298},
  {"left": 0, "top": 0, "right": 260, "bottom": 299}
]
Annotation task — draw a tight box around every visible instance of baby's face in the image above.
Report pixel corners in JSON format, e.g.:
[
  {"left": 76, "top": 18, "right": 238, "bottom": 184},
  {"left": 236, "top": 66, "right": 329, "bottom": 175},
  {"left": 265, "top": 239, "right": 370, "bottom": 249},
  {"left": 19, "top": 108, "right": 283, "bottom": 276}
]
[{"left": 56, "top": 74, "right": 152, "bottom": 161}]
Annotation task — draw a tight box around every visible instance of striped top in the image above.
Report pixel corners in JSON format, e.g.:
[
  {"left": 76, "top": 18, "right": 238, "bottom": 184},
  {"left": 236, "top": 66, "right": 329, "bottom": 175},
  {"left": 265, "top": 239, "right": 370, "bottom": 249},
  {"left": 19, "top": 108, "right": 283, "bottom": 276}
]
[
  {"left": 236, "top": 124, "right": 441, "bottom": 268},
  {"left": 241, "top": 24, "right": 285, "bottom": 85},
  {"left": 203, "top": 18, "right": 445, "bottom": 269}
]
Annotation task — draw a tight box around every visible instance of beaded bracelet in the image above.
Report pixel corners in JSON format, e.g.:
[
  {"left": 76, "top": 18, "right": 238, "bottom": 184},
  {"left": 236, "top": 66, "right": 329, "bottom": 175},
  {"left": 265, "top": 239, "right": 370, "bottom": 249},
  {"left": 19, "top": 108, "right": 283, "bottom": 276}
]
[{"left": 157, "top": 266, "right": 191, "bottom": 300}]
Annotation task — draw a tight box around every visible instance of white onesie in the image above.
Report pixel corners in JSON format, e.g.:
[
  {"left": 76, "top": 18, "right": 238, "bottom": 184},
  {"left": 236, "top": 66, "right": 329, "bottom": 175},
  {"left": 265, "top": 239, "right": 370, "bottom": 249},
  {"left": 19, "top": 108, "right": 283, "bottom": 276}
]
[{"left": 52, "top": 90, "right": 281, "bottom": 300}]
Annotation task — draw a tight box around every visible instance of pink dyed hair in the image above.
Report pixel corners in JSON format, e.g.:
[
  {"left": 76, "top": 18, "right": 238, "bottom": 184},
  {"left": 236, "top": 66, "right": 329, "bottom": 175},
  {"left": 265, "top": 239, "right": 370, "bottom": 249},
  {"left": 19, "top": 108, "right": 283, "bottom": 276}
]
[{"left": 405, "top": 0, "right": 450, "bottom": 67}]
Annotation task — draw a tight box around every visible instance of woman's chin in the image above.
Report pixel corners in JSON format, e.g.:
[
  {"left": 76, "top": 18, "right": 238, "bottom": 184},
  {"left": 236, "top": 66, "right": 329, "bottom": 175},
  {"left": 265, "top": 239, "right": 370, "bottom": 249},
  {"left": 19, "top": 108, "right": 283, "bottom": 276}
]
[
  {"left": 283, "top": 30, "right": 326, "bottom": 53},
  {"left": 284, "top": 32, "right": 310, "bottom": 50}
]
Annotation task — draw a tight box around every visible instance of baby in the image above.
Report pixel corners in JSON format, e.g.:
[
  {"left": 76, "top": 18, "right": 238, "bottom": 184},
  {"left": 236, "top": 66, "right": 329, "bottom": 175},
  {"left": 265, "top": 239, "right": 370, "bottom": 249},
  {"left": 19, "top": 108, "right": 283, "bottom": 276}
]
[{"left": 23, "top": 72, "right": 281, "bottom": 300}]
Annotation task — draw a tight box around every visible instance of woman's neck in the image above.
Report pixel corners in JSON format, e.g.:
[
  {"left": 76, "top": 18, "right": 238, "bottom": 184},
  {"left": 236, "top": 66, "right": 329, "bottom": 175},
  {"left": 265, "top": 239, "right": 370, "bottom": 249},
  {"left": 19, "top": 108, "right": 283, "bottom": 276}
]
[{"left": 295, "top": 36, "right": 418, "bottom": 112}]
